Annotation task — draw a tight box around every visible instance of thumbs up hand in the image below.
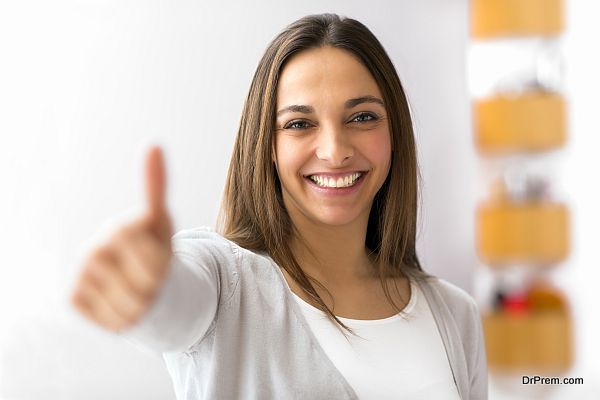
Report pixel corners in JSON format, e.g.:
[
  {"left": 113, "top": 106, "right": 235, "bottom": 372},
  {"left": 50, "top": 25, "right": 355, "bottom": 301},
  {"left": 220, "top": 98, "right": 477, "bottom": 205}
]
[{"left": 71, "top": 146, "right": 175, "bottom": 332}]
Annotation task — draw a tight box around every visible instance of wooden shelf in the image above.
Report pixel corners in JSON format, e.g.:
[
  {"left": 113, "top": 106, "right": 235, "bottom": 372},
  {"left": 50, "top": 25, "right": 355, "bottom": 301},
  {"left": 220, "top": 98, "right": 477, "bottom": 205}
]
[
  {"left": 471, "top": 0, "right": 564, "bottom": 38},
  {"left": 473, "top": 92, "right": 567, "bottom": 154},
  {"left": 476, "top": 201, "right": 569, "bottom": 266},
  {"left": 483, "top": 310, "right": 573, "bottom": 373}
]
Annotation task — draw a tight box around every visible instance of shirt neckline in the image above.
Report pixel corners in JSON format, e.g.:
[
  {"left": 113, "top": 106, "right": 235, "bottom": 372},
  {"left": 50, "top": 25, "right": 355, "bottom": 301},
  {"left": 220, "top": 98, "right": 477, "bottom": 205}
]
[{"left": 290, "top": 278, "right": 417, "bottom": 324}]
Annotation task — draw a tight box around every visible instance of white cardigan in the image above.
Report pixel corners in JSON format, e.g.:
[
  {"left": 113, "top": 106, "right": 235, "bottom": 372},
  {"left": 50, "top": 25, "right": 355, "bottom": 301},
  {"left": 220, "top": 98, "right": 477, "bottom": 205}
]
[{"left": 121, "top": 227, "right": 488, "bottom": 399}]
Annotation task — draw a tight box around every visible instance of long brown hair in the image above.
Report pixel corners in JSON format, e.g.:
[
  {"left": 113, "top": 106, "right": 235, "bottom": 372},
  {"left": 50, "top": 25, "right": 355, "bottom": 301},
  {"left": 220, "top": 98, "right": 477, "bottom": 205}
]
[{"left": 216, "top": 13, "right": 433, "bottom": 338}]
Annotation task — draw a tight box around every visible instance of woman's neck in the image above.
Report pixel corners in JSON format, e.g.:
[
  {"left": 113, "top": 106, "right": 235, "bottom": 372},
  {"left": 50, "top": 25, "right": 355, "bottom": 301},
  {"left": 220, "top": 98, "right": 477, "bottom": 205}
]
[{"left": 289, "top": 213, "right": 375, "bottom": 286}]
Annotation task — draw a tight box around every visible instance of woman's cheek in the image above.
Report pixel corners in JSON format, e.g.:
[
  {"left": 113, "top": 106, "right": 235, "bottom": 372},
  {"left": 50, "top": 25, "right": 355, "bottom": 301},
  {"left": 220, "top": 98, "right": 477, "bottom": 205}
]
[
  {"left": 275, "top": 139, "right": 305, "bottom": 181},
  {"left": 362, "top": 129, "right": 392, "bottom": 166}
]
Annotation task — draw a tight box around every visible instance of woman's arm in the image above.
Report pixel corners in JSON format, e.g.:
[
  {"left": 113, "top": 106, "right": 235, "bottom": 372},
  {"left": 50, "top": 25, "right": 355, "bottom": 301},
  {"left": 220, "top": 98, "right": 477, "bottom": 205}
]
[{"left": 118, "top": 249, "right": 218, "bottom": 353}]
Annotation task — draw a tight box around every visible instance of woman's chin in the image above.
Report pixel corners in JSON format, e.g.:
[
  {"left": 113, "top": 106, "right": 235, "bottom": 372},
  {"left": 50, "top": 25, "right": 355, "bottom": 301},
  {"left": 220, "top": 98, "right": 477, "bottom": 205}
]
[{"left": 310, "top": 210, "right": 361, "bottom": 227}]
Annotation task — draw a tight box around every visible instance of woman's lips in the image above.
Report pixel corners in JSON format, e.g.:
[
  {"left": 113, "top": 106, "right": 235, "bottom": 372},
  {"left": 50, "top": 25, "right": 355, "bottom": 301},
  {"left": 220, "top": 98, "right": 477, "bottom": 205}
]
[{"left": 304, "top": 171, "right": 368, "bottom": 196}]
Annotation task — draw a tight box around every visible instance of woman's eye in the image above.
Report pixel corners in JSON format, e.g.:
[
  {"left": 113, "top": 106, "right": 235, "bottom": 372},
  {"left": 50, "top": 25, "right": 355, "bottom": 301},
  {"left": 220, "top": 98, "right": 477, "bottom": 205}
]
[
  {"left": 352, "top": 112, "right": 378, "bottom": 123},
  {"left": 283, "top": 120, "right": 311, "bottom": 130}
]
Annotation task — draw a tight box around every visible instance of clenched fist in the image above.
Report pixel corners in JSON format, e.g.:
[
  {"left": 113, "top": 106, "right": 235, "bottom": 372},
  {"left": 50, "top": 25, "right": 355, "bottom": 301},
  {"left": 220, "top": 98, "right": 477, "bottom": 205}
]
[{"left": 71, "top": 146, "right": 174, "bottom": 332}]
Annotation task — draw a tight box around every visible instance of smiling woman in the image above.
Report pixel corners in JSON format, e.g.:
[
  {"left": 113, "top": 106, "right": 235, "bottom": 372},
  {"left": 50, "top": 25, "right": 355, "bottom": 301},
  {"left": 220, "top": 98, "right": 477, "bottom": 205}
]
[{"left": 78, "top": 12, "right": 489, "bottom": 400}]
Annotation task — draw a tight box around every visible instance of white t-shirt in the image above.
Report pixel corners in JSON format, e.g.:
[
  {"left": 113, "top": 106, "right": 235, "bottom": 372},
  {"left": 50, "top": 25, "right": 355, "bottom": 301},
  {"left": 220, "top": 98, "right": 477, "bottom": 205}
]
[{"left": 288, "top": 278, "right": 461, "bottom": 400}]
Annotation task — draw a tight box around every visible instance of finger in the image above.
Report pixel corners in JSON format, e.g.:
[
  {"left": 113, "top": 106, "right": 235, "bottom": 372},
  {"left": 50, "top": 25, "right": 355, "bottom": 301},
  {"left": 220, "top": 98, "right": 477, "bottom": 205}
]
[
  {"left": 71, "top": 286, "right": 95, "bottom": 323},
  {"left": 73, "top": 274, "right": 131, "bottom": 332},
  {"left": 112, "top": 231, "right": 165, "bottom": 297},
  {"left": 144, "top": 146, "right": 173, "bottom": 239},
  {"left": 71, "top": 251, "right": 105, "bottom": 319},
  {"left": 145, "top": 146, "right": 166, "bottom": 216},
  {"left": 88, "top": 257, "right": 149, "bottom": 324}
]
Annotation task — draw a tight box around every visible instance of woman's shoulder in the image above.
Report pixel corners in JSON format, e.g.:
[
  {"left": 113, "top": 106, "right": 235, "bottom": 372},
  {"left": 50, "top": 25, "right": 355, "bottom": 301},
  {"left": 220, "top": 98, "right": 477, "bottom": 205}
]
[
  {"left": 172, "top": 225, "right": 223, "bottom": 241},
  {"left": 171, "top": 226, "right": 270, "bottom": 265},
  {"left": 171, "top": 226, "right": 238, "bottom": 262},
  {"left": 416, "top": 275, "right": 480, "bottom": 322},
  {"left": 172, "top": 226, "right": 237, "bottom": 249}
]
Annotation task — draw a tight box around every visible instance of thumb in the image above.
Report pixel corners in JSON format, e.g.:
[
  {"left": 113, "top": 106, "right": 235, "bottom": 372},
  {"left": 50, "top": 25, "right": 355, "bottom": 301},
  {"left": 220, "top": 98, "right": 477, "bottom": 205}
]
[{"left": 144, "top": 145, "right": 173, "bottom": 242}]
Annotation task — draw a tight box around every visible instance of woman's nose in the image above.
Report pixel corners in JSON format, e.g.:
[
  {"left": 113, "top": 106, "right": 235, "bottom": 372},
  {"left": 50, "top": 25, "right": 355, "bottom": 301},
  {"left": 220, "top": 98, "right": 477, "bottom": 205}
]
[{"left": 315, "top": 124, "right": 354, "bottom": 166}]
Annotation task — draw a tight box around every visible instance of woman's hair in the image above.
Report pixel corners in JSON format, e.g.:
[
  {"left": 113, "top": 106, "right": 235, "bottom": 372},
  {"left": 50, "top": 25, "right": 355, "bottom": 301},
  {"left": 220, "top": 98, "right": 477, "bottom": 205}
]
[{"left": 216, "top": 13, "right": 433, "bottom": 338}]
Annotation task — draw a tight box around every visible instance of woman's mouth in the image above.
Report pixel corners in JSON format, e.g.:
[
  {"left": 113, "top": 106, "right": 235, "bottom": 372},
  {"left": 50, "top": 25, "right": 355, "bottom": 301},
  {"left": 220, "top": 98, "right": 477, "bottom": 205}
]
[{"left": 303, "top": 171, "right": 368, "bottom": 196}]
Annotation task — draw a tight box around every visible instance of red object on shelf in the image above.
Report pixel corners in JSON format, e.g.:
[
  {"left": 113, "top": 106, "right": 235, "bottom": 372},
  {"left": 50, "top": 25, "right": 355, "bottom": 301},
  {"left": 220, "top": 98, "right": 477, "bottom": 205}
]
[{"left": 502, "top": 293, "right": 529, "bottom": 314}]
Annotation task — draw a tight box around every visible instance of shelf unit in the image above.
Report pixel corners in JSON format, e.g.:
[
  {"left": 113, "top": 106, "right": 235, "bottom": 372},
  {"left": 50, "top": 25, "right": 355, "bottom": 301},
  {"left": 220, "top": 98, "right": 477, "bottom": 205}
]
[{"left": 469, "top": 0, "right": 574, "bottom": 380}]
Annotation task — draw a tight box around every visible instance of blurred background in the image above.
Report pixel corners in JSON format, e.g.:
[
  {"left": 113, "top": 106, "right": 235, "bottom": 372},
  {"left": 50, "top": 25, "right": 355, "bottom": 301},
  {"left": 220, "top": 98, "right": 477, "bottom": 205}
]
[{"left": 0, "top": 0, "right": 598, "bottom": 399}]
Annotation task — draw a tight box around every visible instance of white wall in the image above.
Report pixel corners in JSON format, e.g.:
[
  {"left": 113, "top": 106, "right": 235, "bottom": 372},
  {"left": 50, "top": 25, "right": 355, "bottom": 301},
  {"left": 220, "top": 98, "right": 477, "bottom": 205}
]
[{"left": 0, "top": 0, "right": 597, "bottom": 399}]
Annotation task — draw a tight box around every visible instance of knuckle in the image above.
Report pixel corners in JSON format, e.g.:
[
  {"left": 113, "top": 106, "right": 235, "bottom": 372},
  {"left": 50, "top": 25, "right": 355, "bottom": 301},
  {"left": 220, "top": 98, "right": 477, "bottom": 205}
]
[
  {"left": 100, "top": 316, "right": 121, "bottom": 332},
  {"left": 125, "top": 297, "right": 149, "bottom": 322},
  {"left": 84, "top": 276, "right": 102, "bottom": 295},
  {"left": 87, "top": 244, "right": 117, "bottom": 269},
  {"left": 113, "top": 228, "right": 132, "bottom": 246},
  {"left": 71, "top": 289, "right": 87, "bottom": 310},
  {"left": 104, "top": 235, "right": 166, "bottom": 296},
  {"left": 85, "top": 269, "right": 105, "bottom": 291},
  {"left": 105, "top": 273, "right": 152, "bottom": 319},
  {"left": 133, "top": 274, "right": 158, "bottom": 299},
  {"left": 115, "top": 285, "right": 145, "bottom": 317},
  {"left": 96, "top": 300, "right": 124, "bottom": 330}
]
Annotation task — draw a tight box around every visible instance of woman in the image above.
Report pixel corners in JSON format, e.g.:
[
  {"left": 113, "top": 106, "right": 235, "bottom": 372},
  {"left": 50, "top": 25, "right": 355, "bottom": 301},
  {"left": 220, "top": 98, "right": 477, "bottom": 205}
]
[{"left": 71, "top": 13, "right": 488, "bottom": 399}]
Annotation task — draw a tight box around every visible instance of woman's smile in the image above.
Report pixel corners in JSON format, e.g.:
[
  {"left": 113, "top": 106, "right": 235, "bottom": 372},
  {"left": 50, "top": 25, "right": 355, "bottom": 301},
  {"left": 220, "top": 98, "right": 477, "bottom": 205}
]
[{"left": 303, "top": 170, "right": 369, "bottom": 197}]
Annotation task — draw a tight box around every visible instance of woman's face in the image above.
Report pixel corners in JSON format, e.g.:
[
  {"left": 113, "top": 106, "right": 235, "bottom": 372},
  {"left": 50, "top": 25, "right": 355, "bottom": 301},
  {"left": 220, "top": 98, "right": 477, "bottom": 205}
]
[{"left": 274, "top": 46, "right": 392, "bottom": 228}]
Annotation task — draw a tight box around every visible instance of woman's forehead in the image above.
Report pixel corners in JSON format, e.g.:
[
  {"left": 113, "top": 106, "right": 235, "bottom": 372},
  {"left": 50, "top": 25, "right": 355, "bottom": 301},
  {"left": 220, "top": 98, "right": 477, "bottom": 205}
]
[{"left": 276, "top": 48, "right": 382, "bottom": 109}]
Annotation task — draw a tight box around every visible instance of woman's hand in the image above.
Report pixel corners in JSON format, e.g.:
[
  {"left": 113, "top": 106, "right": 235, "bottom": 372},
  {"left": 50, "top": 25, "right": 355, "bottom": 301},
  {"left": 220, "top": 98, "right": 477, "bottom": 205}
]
[{"left": 70, "top": 146, "right": 174, "bottom": 332}]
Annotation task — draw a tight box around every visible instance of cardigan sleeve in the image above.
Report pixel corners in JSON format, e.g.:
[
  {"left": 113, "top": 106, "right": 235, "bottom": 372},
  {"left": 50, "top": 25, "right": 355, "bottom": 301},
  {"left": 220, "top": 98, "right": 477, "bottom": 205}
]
[
  {"left": 118, "top": 227, "right": 229, "bottom": 354},
  {"left": 468, "top": 298, "right": 489, "bottom": 399}
]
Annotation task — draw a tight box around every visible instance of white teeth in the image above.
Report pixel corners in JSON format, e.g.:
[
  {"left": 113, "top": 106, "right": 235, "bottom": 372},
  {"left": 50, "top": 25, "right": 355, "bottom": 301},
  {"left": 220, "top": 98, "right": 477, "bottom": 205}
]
[{"left": 309, "top": 172, "right": 362, "bottom": 188}]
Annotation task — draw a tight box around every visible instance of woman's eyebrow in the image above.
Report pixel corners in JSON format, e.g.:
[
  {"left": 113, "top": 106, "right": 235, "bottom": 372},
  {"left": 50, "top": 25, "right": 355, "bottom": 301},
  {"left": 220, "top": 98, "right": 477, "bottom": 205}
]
[{"left": 276, "top": 95, "right": 384, "bottom": 117}]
